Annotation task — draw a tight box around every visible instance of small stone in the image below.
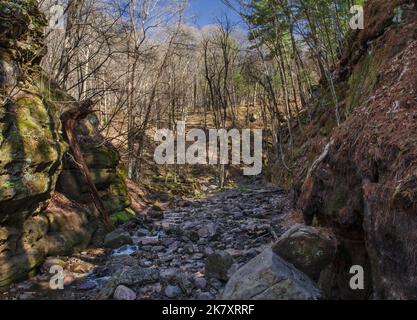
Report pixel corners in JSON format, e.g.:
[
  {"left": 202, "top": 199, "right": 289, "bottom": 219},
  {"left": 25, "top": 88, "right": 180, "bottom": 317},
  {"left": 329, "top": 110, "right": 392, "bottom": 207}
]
[
  {"left": 186, "top": 230, "right": 200, "bottom": 242},
  {"left": 195, "top": 277, "right": 207, "bottom": 289},
  {"left": 164, "top": 285, "right": 182, "bottom": 298},
  {"left": 104, "top": 230, "right": 133, "bottom": 249},
  {"left": 198, "top": 223, "right": 217, "bottom": 238},
  {"left": 184, "top": 244, "right": 195, "bottom": 254},
  {"left": 113, "top": 285, "right": 137, "bottom": 300},
  {"left": 176, "top": 273, "right": 194, "bottom": 295},
  {"left": 160, "top": 268, "right": 178, "bottom": 282},
  {"left": 140, "top": 236, "right": 160, "bottom": 245},
  {"left": 204, "top": 247, "right": 214, "bottom": 256}
]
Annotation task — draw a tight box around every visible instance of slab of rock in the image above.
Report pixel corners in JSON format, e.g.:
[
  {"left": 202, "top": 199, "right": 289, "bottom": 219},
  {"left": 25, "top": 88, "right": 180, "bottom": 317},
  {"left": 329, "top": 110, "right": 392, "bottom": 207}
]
[
  {"left": 221, "top": 248, "right": 321, "bottom": 300},
  {"left": 272, "top": 224, "right": 337, "bottom": 280},
  {"left": 205, "top": 251, "right": 233, "bottom": 281},
  {"left": 113, "top": 285, "right": 136, "bottom": 300},
  {"left": 104, "top": 230, "right": 133, "bottom": 249}
]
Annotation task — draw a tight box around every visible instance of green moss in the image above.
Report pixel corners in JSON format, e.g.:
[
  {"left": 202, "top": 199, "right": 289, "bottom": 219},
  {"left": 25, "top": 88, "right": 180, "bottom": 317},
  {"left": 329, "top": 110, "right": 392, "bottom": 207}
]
[
  {"left": 346, "top": 53, "right": 380, "bottom": 114},
  {"left": 319, "top": 120, "right": 335, "bottom": 137},
  {"left": 1, "top": 181, "right": 14, "bottom": 189},
  {"left": 81, "top": 145, "right": 120, "bottom": 169},
  {"left": 110, "top": 208, "right": 136, "bottom": 224}
]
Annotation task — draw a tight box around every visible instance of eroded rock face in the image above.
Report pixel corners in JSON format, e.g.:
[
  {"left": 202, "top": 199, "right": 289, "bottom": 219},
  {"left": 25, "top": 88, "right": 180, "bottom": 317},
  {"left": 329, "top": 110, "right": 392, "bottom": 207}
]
[
  {"left": 0, "top": 0, "right": 67, "bottom": 288},
  {"left": 221, "top": 248, "right": 321, "bottom": 300},
  {"left": 0, "top": 0, "right": 130, "bottom": 289},
  {"left": 298, "top": 1, "right": 417, "bottom": 300}
]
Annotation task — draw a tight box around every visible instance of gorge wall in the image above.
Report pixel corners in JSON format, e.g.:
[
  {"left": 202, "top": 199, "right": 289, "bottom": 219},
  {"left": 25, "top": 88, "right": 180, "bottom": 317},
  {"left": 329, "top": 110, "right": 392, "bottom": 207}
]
[
  {"left": 0, "top": 0, "right": 131, "bottom": 288},
  {"left": 296, "top": 0, "right": 417, "bottom": 299}
]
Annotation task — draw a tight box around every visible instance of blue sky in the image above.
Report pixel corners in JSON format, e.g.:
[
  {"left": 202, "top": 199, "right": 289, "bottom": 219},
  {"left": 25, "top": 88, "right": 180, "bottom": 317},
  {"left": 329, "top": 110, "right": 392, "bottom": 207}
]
[{"left": 186, "top": 0, "right": 242, "bottom": 27}]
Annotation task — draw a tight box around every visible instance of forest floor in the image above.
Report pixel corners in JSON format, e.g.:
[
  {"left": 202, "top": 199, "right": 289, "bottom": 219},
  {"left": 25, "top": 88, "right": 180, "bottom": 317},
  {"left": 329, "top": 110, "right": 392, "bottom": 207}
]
[{"left": 0, "top": 179, "right": 294, "bottom": 300}]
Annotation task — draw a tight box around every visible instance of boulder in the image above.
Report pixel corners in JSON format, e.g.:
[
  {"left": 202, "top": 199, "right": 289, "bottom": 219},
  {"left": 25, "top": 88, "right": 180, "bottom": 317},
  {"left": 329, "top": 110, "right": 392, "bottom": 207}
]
[
  {"left": 272, "top": 224, "right": 337, "bottom": 280},
  {"left": 104, "top": 230, "right": 133, "bottom": 249},
  {"left": 205, "top": 251, "right": 233, "bottom": 281},
  {"left": 221, "top": 248, "right": 321, "bottom": 300}
]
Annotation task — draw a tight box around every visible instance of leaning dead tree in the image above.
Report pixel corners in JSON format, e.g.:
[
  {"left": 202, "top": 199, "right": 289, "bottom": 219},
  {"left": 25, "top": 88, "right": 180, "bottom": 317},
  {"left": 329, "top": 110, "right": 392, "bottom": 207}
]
[{"left": 61, "top": 100, "right": 110, "bottom": 226}]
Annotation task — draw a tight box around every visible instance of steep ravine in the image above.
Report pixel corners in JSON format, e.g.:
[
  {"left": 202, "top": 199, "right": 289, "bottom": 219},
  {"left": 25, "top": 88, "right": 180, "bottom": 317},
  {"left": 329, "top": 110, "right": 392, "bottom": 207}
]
[{"left": 0, "top": 0, "right": 416, "bottom": 301}]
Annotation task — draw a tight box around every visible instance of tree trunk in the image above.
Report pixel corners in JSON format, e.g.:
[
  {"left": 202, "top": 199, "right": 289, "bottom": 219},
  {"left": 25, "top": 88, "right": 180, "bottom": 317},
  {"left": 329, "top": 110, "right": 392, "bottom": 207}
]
[{"left": 61, "top": 100, "right": 110, "bottom": 226}]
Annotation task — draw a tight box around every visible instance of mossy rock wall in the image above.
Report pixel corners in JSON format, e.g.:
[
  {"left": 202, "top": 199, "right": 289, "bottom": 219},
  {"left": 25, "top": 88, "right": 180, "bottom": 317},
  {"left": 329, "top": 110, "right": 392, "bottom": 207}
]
[{"left": 0, "top": 0, "right": 131, "bottom": 289}]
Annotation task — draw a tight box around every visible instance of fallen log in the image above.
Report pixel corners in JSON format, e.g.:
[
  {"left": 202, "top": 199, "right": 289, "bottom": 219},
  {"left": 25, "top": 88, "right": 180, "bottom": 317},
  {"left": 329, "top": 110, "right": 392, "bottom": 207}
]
[{"left": 61, "top": 100, "right": 110, "bottom": 226}]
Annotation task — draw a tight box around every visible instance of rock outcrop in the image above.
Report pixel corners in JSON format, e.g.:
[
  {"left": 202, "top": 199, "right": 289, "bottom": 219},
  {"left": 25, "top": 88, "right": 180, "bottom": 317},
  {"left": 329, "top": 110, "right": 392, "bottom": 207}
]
[
  {"left": 0, "top": 0, "right": 131, "bottom": 289},
  {"left": 298, "top": 0, "right": 417, "bottom": 299}
]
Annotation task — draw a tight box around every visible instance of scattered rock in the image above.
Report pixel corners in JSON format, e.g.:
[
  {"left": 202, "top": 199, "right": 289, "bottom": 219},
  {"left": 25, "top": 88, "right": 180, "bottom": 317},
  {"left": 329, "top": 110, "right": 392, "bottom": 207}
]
[
  {"left": 221, "top": 248, "right": 321, "bottom": 300},
  {"left": 7, "top": 186, "right": 290, "bottom": 301}
]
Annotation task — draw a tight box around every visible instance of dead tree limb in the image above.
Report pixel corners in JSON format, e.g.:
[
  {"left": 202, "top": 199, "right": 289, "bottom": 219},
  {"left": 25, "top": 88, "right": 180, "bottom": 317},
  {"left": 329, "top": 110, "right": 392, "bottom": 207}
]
[{"left": 61, "top": 100, "right": 111, "bottom": 226}]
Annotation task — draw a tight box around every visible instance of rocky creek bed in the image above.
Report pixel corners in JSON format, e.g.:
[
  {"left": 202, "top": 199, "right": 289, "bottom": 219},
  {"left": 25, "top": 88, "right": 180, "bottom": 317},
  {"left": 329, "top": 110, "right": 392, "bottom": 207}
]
[{"left": 0, "top": 185, "right": 291, "bottom": 300}]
